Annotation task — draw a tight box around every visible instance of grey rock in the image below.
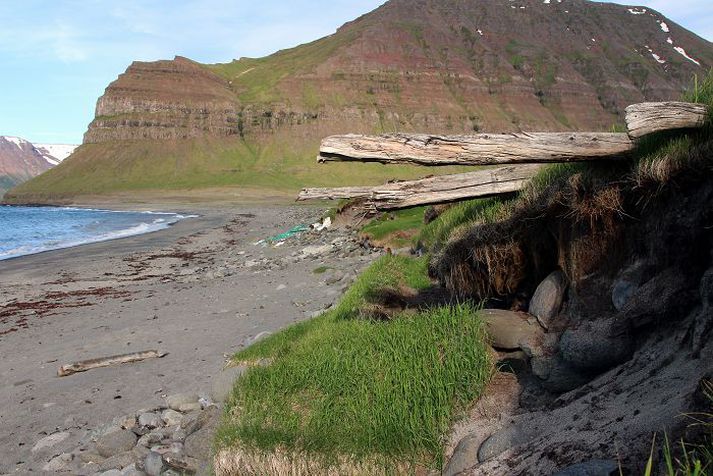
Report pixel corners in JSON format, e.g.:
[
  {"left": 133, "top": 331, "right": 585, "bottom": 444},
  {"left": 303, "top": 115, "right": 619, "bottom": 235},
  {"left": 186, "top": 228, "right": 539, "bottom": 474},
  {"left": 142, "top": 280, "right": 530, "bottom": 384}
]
[
  {"left": 552, "top": 459, "right": 618, "bottom": 476},
  {"left": 143, "top": 451, "right": 164, "bottom": 476},
  {"left": 120, "top": 464, "right": 146, "bottom": 476},
  {"left": 161, "top": 409, "right": 184, "bottom": 427},
  {"left": 477, "top": 426, "right": 536, "bottom": 462},
  {"left": 559, "top": 320, "right": 632, "bottom": 372},
  {"left": 444, "top": 433, "right": 481, "bottom": 476},
  {"left": 98, "top": 452, "right": 137, "bottom": 472},
  {"left": 480, "top": 309, "right": 544, "bottom": 351},
  {"left": 164, "top": 453, "right": 199, "bottom": 473},
  {"left": 79, "top": 451, "right": 105, "bottom": 464},
  {"left": 96, "top": 429, "right": 138, "bottom": 458},
  {"left": 211, "top": 365, "right": 248, "bottom": 403},
  {"left": 99, "top": 470, "right": 124, "bottom": 476},
  {"left": 184, "top": 408, "right": 221, "bottom": 460},
  {"left": 529, "top": 271, "right": 567, "bottom": 329},
  {"left": 32, "top": 431, "right": 70, "bottom": 453},
  {"left": 611, "top": 260, "right": 654, "bottom": 311},
  {"left": 166, "top": 394, "right": 199, "bottom": 411},
  {"left": 177, "top": 402, "right": 202, "bottom": 413},
  {"left": 43, "top": 453, "right": 74, "bottom": 472},
  {"left": 137, "top": 432, "right": 163, "bottom": 448},
  {"left": 138, "top": 412, "right": 164, "bottom": 430},
  {"left": 181, "top": 407, "right": 219, "bottom": 437}
]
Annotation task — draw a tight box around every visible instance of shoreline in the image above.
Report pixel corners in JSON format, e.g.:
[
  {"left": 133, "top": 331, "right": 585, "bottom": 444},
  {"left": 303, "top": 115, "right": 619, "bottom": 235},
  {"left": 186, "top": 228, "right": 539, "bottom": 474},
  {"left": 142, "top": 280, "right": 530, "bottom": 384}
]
[
  {"left": 0, "top": 204, "right": 202, "bottom": 263},
  {"left": 0, "top": 204, "right": 380, "bottom": 473}
]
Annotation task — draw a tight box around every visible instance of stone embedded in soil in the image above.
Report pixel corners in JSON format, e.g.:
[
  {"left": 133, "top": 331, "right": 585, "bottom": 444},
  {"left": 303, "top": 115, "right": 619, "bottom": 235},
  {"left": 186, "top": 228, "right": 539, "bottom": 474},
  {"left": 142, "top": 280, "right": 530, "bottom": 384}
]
[
  {"left": 96, "top": 429, "right": 138, "bottom": 458},
  {"left": 166, "top": 393, "right": 199, "bottom": 411},
  {"left": 32, "top": 431, "right": 70, "bottom": 453},
  {"left": 444, "top": 433, "right": 482, "bottom": 476},
  {"left": 480, "top": 309, "right": 544, "bottom": 351},
  {"left": 477, "top": 425, "right": 537, "bottom": 463},
  {"left": 552, "top": 459, "right": 618, "bottom": 476},
  {"left": 211, "top": 365, "right": 248, "bottom": 403},
  {"left": 528, "top": 270, "right": 567, "bottom": 329}
]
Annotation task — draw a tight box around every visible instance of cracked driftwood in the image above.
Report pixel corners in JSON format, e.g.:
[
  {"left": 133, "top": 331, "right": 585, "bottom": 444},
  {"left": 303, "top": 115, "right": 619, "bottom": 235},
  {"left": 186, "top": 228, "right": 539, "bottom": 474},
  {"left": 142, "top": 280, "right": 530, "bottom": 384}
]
[
  {"left": 57, "top": 350, "right": 167, "bottom": 377},
  {"left": 625, "top": 101, "right": 709, "bottom": 139},
  {"left": 298, "top": 164, "right": 544, "bottom": 210},
  {"left": 318, "top": 132, "right": 635, "bottom": 166}
]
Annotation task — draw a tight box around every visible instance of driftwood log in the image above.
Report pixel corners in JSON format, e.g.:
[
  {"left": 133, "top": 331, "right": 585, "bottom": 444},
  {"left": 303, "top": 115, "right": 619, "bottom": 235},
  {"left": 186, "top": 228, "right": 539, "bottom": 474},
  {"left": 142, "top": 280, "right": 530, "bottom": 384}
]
[
  {"left": 625, "top": 101, "right": 709, "bottom": 139},
  {"left": 298, "top": 164, "right": 544, "bottom": 210},
  {"left": 58, "top": 350, "right": 167, "bottom": 377},
  {"left": 318, "top": 133, "right": 634, "bottom": 166}
]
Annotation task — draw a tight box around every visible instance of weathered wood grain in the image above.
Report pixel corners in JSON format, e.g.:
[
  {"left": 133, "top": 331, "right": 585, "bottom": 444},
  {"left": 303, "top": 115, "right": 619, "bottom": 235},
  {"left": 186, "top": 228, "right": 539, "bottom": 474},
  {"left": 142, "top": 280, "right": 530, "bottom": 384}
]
[
  {"left": 58, "top": 350, "right": 167, "bottom": 377},
  {"left": 625, "top": 101, "right": 708, "bottom": 138},
  {"left": 298, "top": 164, "right": 544, "bottom": 209},
  {"left": 318, "top": 133, "right": 634, "bottom": 166}
]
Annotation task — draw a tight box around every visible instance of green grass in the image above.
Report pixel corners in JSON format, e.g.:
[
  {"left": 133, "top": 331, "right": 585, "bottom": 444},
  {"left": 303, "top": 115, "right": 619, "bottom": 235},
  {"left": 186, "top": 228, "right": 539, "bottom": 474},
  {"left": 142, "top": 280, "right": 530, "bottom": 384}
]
[
  {"left": 417, "top": 197, "right": 511, "bottom": 250},
  {"left": 216, "top": 256, "right": 493, "bottom": 471},
  {"left": 360, "top": 207, "right": 427, "bottom": 249}
]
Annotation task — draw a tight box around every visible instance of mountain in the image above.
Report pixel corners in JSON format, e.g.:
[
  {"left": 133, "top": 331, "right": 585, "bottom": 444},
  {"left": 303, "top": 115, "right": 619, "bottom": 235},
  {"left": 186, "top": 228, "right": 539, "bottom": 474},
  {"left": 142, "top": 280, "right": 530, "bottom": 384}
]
[
  {"left": 0, "top": 137, "right": 77, "bottom": 197},
  {"left": 6, "top": 0, "right": 713, "bottom": 203}
]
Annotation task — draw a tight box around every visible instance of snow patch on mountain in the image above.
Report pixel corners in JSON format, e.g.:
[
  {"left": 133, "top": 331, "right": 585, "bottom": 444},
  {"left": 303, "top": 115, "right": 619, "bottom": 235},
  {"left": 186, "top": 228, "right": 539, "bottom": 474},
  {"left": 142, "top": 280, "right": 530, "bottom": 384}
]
[
  {"left": 674, "top": 46, "right": 701, "bottom": 66},
  {"left": 35, "top": 144, "right": 78, "bottom": 163}
]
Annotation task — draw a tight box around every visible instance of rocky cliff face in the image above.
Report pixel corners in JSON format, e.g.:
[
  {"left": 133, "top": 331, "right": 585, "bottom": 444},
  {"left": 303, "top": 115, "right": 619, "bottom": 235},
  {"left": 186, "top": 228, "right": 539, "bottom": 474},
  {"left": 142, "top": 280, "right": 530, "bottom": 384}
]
[
  {"left": 8, "top": 0, "right": 713, "bottom": 202},
  {"left": 84, "top": 0, "right": 713, "bottom": 145},
  {"left": 84, "top": 57, "right": 240, "bottom": 143}
]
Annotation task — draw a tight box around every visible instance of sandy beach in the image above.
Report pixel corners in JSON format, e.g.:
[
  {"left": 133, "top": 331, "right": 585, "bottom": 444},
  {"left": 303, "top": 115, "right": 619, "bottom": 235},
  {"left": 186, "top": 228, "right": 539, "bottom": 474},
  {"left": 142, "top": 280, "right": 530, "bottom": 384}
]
[{"left": 0, "top": 204, "right": 379, "bottom": 473}]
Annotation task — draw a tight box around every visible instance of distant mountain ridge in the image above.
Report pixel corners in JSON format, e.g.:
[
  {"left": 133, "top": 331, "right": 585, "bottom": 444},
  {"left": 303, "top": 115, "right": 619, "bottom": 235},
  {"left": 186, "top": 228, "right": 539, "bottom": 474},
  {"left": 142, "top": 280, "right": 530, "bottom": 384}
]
[
  {"left": 0, "top": 137, "right": 77, "bottom": 197},
  {"left": 6, "top": 0, "right": 713, "bottom": 203}
]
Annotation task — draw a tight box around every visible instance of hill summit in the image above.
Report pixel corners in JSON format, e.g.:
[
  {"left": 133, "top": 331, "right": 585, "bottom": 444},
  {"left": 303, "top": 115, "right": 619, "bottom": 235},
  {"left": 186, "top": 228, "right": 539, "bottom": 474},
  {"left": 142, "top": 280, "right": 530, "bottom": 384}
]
[{"left": 7, "top": 0, "right": 713, "bottom": 203}]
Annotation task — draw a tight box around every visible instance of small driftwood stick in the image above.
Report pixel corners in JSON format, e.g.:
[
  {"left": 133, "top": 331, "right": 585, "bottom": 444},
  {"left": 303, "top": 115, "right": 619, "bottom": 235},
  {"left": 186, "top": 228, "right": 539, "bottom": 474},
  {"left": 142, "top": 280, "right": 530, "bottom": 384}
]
[
  {"left": 57, "top": 350, "right": 167, "bottom": 377},
  {"left": 625, "top": 101, "right": 708, "bottom": 139}
]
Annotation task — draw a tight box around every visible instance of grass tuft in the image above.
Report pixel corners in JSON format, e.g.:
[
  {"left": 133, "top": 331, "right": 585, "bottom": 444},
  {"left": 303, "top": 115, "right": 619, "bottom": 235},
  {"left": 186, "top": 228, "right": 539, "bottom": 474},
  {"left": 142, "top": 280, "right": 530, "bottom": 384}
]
[{"left": 216, "top": 256, "right": 493, "bottom": 472}]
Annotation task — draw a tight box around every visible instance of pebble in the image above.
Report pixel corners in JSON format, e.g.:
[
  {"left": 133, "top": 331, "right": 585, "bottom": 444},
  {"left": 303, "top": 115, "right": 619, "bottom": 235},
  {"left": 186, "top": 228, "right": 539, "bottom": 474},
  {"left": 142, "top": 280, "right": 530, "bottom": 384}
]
[
  {"left": 144, "top": 451, "right": 164, "bottom": 476},
  {"left": 166, "top": 394, "right": 199, "bottom": 411},
  {"left": 177, "top": 402, "right": 202, "bottom": 413},
  {"left": 161, "top": 409, "right": 184, "bottom": 427},
  {"left": 138, "top": 412, "right": 164, "bottom": 429}
]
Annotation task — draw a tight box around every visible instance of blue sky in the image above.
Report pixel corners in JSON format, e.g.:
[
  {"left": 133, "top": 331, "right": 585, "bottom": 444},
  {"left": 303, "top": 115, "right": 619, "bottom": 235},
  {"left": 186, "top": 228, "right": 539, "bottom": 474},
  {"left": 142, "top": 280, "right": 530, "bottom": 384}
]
[{"left": 0, "top": 0, "right": 711, "bottom": 145}]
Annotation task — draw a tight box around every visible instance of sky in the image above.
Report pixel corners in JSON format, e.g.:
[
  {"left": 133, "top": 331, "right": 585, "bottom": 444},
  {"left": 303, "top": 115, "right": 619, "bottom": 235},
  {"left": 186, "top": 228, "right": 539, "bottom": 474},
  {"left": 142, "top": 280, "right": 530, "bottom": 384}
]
[{"left": 0, "top": 0, "right": 711, "bottom": 145}]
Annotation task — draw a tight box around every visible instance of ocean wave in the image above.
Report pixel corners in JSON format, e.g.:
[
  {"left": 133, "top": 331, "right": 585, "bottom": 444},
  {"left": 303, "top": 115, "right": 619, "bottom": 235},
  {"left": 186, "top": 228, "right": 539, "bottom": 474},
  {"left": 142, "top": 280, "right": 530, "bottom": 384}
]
[{"left": 0, "top": 211, "right": 194, "bottom": 261}]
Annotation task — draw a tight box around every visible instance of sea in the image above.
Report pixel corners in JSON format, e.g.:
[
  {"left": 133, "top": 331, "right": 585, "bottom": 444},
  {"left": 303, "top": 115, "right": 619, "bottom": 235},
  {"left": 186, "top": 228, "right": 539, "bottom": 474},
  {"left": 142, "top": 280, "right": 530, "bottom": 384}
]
[{"left": 0, "top": 206, "right": 193, "bottom": 261}]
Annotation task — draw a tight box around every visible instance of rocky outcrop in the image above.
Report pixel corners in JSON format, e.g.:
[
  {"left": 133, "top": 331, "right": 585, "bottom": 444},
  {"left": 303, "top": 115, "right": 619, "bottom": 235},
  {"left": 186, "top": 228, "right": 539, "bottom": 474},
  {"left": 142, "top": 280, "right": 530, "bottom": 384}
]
[{"left": 84, "top": 57, "right": 241, "bottom": 143}]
